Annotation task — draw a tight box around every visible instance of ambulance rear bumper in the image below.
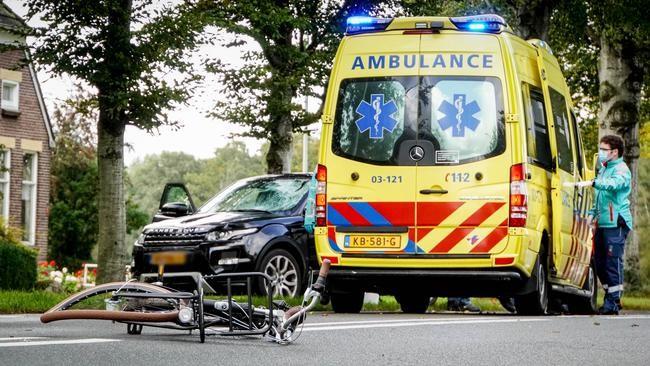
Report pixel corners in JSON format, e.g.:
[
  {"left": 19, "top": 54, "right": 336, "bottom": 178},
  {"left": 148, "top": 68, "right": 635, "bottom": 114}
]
[{"left": 326, "top": 267, "right": 532, "bottom": 297}]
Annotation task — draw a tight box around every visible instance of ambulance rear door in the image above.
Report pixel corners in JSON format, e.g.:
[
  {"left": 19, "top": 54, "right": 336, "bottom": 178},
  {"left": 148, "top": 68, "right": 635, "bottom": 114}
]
[
  {"left": 415, "top": 33, "right": 511, "bottom": 257},
  {"left": 325, "top": 33, "right": 421, "bottom": 257}
]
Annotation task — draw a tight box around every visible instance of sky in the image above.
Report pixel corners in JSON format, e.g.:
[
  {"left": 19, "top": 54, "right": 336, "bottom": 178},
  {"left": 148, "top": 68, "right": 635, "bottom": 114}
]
[{"left": 5, "top": 0, "right": 320, "bottom": 167}]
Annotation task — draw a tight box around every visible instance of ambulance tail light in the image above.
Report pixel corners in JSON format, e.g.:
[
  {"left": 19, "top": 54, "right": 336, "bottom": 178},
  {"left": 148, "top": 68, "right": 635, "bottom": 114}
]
[
  {"left": 450, "top": 14, "right": 507, "bottom": 34},
  {"left": 316, "top": 164, "right": 327, "bottom": 227},
  {"left": 509, "top": 163, "right": 528, "bottom": 228},
  {"left": 346, "top": 16, "right": 392, "bottom": 35}
]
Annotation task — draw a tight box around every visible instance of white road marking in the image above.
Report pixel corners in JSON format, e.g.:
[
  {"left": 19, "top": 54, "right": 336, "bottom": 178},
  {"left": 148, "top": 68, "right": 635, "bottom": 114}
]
[
  {"left": 0, "top": 338, "right": 120, "bottom": 348},
  {"left": 300, "top": 318, "right": 548, "bottom": 332},
  {"left": 0, "top": 337, "right": 47, "bottom": 341},
  {"left": 601, "top": 315, "right": 650, "bottom": 320},
  {"left": 303, "top": 316, "right": 498, "bottom": 327},
  {"left": 556, "top": 315, "right": 650, "bottom": 320}
]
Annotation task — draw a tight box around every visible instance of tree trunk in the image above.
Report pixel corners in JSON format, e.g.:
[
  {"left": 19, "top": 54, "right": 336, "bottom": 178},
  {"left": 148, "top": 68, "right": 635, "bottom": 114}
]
[
  {"left": 266, "top": 117, "right": 294, "bottom": 174},
  {"left": 597, "top": 35, "right": 643, "bottom": 291},
  {"left": 96, "top": 113, "right": 127, "bottom": 283},
  {"left": 511, "top": 0, "right": 556, "bottom": 41},
  {"left": 265, "top": 80, "right": 295, "bottom": 174}
]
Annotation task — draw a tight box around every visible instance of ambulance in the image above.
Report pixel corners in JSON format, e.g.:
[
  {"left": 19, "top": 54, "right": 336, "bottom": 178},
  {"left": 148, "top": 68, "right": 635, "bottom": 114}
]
[{"left": 314, "top": 15, "right": 596, "bottom": 314}]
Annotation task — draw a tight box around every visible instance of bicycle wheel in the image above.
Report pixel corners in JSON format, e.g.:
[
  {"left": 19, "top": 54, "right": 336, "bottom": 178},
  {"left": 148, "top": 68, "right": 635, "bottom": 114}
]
[{"left": 40, "top": 282, "right": 179, "bottom": 324}]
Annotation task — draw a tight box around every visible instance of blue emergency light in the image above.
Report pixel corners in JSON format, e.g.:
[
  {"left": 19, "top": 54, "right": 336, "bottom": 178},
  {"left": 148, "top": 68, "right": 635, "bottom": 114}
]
[
  {"left": 450, "top": 14, "right": 507, "bottom": 33},
  {"left": 346, "top": 16, "right": 392, "bottom": 35}
]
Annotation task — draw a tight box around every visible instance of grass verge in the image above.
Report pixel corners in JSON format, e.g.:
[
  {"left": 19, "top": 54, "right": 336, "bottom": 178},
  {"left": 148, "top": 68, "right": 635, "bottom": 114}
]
[
  {"left": 2, "top": 291, "right": 650, "bottom": 314},
  {"left": 0, "top": 291, "right": 67, "bottom": 314}
]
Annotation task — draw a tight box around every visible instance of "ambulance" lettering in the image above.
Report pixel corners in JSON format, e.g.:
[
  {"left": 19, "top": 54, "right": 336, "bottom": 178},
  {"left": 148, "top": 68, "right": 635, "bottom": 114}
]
[{"left": 351, "top": 54, "right": 494, "bottom": 70}]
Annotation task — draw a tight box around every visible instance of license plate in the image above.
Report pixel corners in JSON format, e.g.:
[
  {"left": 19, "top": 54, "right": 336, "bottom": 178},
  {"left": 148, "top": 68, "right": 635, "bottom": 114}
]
[
  {"left": 344, "top": 235, "right": 401, "bottom": 249},
  {"left": 149, "top": 251, "right": 187, "bottom": 265}
]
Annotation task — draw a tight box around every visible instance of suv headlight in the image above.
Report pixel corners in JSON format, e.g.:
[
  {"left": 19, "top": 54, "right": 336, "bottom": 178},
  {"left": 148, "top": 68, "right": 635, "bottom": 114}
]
[
  {"left": 205, "top": 228, "right": 258, "bottom": 242},
  {"left": 134, "top": 233, "right": 145, "bottom": 247}
]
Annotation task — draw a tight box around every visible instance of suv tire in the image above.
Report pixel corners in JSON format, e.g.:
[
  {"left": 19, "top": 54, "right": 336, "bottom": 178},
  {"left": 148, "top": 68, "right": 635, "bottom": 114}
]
[{"left": 257, "top": 249, "right": 302, "bottom": 298}]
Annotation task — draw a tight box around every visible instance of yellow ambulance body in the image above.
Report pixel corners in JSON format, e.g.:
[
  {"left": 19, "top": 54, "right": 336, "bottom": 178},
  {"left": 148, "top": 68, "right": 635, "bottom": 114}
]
[{"left": 314, "top": 15, "right": 596, "bottom": 314}]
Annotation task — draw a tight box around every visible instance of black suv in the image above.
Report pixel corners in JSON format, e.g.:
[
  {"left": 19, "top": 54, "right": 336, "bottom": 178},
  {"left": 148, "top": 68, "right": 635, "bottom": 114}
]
[{"left": 132, "top": 174, "right": 315, "bottom": 297}]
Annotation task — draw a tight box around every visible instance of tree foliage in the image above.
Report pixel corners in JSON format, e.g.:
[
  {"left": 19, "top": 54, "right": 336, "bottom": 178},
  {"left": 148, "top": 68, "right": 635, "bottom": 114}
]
[
  {"left": 48, "top": 94, "right": 99, "bottom": 270},
  {"left": 49, "top": 93, "right": 149, "bottom": 270},
  {"left": 127, "top": 151, "right": 206, "bottom": 219},
  {"left": 27, "top": 0, "right": 211, "bottom": 282},
  {"left": 203, "top": 0, "right": 390, "bottom": 173}
]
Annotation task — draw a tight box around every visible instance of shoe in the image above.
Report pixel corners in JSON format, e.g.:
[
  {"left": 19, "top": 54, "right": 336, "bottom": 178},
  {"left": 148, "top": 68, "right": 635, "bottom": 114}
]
[
  {"left": 461, "top": 303, "right": 481, "bottom": 313},
  {"left": 448, "top": 302, "right": 480, "bottom": 313},
  {"left": 598, "top": 307, "right": 619, "bottom": 315}
]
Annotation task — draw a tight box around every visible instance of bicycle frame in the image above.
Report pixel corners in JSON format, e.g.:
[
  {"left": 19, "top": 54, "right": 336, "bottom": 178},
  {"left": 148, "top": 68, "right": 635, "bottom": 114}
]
[{"left": 40, "top": 260, "right": 331, "bottom": 344}]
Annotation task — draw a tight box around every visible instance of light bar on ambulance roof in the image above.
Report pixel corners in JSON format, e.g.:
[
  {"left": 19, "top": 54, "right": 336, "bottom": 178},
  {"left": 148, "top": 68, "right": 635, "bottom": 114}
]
[
  {"left": 346, "top": 16, "right": 392, "bottom": 35},
  {"left": 450, "top": 14, "right": 508, "bottom": 33}
]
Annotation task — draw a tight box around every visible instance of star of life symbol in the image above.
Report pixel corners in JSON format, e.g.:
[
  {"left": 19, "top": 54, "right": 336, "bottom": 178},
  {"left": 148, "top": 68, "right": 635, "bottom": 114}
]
[
  {"left": 438, "top": 94, "right": 481, "bottom": 137},
  {"left": 467, "top": 235, "right": 480, "bottom": 245},
  {"left": 355, "top": 94, "right": 399, "bottom": 139}
]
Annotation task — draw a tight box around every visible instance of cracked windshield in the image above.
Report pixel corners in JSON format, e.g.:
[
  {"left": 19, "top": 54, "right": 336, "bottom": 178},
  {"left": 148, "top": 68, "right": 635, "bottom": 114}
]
[{"left": 199, "top": 178, "right": 309, "bottom": 214}]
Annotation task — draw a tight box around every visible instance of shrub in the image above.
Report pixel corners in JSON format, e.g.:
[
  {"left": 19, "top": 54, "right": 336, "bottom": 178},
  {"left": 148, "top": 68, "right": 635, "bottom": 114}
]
[{"left": 0, "top": 230, "right": 37, "bottom": 290}]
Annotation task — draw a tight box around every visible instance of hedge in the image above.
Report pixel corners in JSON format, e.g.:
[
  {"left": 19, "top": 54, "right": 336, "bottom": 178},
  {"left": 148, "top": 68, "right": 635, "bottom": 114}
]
[{"left": 0, "top": 239, "right": 37, "bottom": 290}]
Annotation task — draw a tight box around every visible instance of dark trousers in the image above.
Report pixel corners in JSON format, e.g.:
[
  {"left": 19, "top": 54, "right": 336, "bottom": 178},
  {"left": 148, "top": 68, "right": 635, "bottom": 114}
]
[{"left": 594, "top": 225, "right": 630, "bottom": 310}]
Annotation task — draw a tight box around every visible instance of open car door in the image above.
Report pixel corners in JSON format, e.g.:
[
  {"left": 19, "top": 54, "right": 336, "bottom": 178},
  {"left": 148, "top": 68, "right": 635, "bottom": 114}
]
[{"left": 152, "top": 183, "right": 197, "bottom": 222}]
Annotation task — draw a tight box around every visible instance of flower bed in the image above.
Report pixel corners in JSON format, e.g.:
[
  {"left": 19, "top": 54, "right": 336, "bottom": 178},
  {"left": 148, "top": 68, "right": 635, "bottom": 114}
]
[{"left": 37, "top": 261, "right": 96, "bottom": 293}]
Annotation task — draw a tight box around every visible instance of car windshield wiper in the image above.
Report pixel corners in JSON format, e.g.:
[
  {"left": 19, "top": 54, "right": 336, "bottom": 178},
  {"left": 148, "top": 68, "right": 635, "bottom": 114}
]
[{"left": 229, "top": 209, "right": 274, "bottom": 214}]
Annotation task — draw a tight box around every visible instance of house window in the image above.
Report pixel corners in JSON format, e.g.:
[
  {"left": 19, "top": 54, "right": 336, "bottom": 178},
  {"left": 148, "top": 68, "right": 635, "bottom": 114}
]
[
  {"left": 1, "top": 80, "right": 19, "bottom": 112},
  {"left": 0, "top": 150, "right": 9, "bottom": 220},
  {"left": 21, "top": 152, "right": 37, "bottom": 244}
]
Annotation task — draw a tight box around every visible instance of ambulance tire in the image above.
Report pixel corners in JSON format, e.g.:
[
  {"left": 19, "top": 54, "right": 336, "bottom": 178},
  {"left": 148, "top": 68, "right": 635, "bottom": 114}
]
[
  {"left": 568, "top": 260, "right": 598, "bottom": 314},
  {"left": 515, "top": 251, "right": 549, "bottom": 315},
  {"left": 330, "top": 291, "right": 364, "bottom": 313},
  {"left": 396, "top": 293, "right": 430, "bottom": 314}
]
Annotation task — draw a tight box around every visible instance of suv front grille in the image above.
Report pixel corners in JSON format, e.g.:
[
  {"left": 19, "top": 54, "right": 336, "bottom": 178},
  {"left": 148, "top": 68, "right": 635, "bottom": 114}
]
[{"left": 143, "top": 228, "right": 206, "bottom": 246}]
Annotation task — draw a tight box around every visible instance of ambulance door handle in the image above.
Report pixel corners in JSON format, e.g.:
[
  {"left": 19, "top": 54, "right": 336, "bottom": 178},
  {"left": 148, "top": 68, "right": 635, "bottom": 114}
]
[{"left": 420, "top": 189, "right": 448, "bottom": 195}]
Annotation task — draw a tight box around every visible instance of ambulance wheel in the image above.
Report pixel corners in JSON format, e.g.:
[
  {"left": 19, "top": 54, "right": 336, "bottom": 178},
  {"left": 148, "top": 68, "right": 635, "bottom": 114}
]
[
  {"left": 330, "top": 291, "right": 364, "bottom": 313},
  {"left": 396, "top": 293, "right": 430, "bottom": 314},
  {"left": 515, "top": 251, "right": 549, "bottom": 315},
  {"left": 568, "top": 261, "right": 598, "bottom": 314}
]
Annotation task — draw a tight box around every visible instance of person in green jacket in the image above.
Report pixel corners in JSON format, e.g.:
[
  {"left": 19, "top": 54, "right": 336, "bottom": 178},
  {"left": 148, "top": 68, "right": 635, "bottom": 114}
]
[{"left": 587, "top": 135, "right": 633, "bottom": 315}]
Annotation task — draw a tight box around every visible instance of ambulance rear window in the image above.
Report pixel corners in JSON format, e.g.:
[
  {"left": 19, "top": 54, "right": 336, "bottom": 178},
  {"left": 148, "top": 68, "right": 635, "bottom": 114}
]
[
  {"left": 331, "top": 76, "right": 504, "bottom": 165},
  {"left": 332, "top": 77, "right": 416, "bottom": 165},
  {"left": 423, "top": 76, "right": 505, "bottom": 164}
]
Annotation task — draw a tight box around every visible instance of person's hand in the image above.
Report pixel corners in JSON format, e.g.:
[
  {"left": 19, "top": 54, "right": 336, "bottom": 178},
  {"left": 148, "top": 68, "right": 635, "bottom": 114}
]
[
  {"left": 587, "top": 215, "right": 596, "bottom": 228},
  {"left": 563, "top": 180, "right": 594, "bottom": 188}
]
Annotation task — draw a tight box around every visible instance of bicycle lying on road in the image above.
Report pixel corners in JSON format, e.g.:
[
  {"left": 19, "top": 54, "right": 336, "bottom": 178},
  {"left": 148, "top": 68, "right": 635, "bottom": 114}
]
[{"left": 40, "top": 259, "right": 331, "bottom": 344}]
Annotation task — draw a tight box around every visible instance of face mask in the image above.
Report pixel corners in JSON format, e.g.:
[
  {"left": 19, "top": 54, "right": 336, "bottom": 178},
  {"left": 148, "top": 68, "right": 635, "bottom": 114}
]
[{"left": 598, "top": 149, "right": 610, "bottom": 163}]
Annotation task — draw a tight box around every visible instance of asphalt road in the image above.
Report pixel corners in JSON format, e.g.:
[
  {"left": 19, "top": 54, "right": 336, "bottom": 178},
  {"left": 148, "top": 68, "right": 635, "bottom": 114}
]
[{"left": 1, "top": 311, "right": 649, "bottom": 366}]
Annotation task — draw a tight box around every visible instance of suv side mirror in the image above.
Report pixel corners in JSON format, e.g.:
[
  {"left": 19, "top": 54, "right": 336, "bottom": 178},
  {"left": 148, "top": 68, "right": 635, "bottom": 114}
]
[
  {"left": 160, "top": 202, "right": 191, "bottom": 217},
  {"left": 152, "top": 183, "right": 197, "bottom": 222}
]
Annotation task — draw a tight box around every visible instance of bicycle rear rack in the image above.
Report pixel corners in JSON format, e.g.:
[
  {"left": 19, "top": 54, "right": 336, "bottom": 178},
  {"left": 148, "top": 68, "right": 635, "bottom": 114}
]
[
  {"left": 138, "top": 271, "right": 276, "bottom": 337},
  {"left": 202, "top": 272, "right": 274, "bottom": 337}
]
